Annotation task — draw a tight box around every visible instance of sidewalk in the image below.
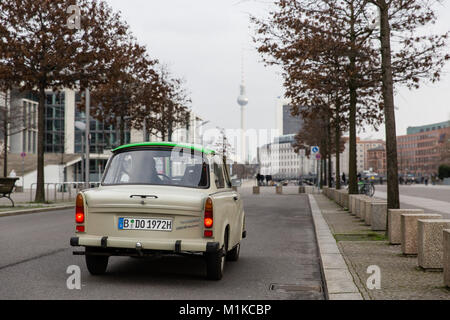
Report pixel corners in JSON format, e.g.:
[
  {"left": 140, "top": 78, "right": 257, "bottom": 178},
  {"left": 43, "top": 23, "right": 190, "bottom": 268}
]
[
  {"left": 312, "top": 193, "right": 450, "bottom": 300},
  {"left": 0, "top": 191, "right": 75, "bottom": 217}
]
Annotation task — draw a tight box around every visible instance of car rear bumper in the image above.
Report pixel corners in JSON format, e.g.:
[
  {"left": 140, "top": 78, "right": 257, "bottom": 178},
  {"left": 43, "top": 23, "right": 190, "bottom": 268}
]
[{"left": 70, "top": 235, "right": 219, "bottom": 254}]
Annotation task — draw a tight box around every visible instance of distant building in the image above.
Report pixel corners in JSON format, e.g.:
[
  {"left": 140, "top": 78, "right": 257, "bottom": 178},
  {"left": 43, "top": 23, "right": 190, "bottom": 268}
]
[
  {"left": 367, "top": 146, "right": 386, "bottom": 176},
  {"left": 356, "top": 138, "right": 385, "bottom": 173},
  {"left": 407, "top": 121, "right": 450, "bottom": 135},
  {"left": 4, "top": 88, "right": 206, "bottom": 188},
  {"left": 258, "top": 134, "right": 316, "bottom": 179},
  {"left": 397, "top": 125, "right": 450, "bottom": 176},
  {"left": 4, "top": 89, "right": 39, "bottom": 155},
  {"left": 276, "top": 97, "right": 303, "bottom": 136},
  {"left": 332, "top": 137, "right": 385, "bottom": 176}
]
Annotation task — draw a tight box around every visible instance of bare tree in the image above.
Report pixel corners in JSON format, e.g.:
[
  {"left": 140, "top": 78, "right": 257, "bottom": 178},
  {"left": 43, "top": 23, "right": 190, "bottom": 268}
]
[
  {"left": 368, "top": 0, "right": 449, "bottom": 209},
  {"left": 0, "top": 0, "right": 131, "bottom": 202}
]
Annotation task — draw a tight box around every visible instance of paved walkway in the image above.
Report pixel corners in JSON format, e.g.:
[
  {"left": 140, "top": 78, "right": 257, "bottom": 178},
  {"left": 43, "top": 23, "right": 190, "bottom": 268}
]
[{"left": 313, "top": 194, "right": 450, "bottom": 300}]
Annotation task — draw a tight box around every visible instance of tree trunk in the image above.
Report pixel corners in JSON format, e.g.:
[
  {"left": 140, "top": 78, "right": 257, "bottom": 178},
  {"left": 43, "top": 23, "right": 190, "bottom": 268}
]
[
  {"left": 380, "top": 3, "right": 400, "bottom": 210},
  {"left": 348, "top": 1, "right": 358, "bottom": 195},
  {"left": 168, "top": 120, "right": 173, "bottom": 142},
  {"left": 327, "top": 116, "right": 333, "bottom": 188},
  {"left": 335, "top": 116, "right": 341, "bottom": 190},
  {"left": 119, "top": 114, "right": 125, "bottom": 145},
  {"left": 322, "top": 158, "right": 326, "bottom": 188},
  {"left": 3, "top": 92, "right": 8, "bottom": 177},
  {"left": 35, "top": 84, "right": 46, "bottom": 203},
  {"left": 348, "top": 85, "right": 358, "bottom": 194}
]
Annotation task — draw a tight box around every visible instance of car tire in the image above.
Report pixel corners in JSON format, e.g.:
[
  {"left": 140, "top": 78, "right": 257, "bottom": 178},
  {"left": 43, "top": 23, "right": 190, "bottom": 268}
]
[
  {"left": 205, "top": 248, "right": 225, "bottom": 280},
  {"left": 226, "top": 243, "right": 240, "bottom": 262},
  {"left": 85, "top": 249, "right": 109, "bottom": 275}
]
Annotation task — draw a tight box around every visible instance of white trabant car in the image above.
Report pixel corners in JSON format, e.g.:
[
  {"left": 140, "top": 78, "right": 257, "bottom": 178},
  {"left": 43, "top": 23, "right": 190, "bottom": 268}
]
[{"left": 70, "top": 142, "right": 246, "bottom": 280}]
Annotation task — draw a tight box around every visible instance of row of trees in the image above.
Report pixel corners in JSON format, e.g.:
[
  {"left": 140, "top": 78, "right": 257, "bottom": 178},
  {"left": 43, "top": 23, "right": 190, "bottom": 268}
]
[
  {"left": 253, "top": 0, "right": 449, "bottom": 210},
  {"left": 0, "top": 0, "right": 190, "bottom": 202}
]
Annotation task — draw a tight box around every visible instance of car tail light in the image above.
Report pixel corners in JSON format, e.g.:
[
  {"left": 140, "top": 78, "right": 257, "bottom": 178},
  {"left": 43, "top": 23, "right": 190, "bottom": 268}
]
[
  {"left": 204, "top": 197, "right": 213, "bottom": 228},
  {"left": 76, "top": 225, "right": 85, "bottom": 233},
  {"left": 204, "top": 230, "right": 213, "bottom": 237},
  {"left": 75, "top": 193, "right": 84, "bottom": 224}
]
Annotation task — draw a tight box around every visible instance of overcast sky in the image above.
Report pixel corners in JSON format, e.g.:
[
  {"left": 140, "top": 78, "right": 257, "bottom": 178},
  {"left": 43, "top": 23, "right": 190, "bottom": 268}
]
[{"left": 105, "top": 0, "right": 450, "bottom": 145}]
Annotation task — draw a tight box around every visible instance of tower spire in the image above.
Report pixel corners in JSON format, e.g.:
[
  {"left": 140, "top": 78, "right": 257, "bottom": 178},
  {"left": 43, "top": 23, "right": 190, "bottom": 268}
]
[{"left": 237, "top": 50, "right": 248, "bottom": 164}]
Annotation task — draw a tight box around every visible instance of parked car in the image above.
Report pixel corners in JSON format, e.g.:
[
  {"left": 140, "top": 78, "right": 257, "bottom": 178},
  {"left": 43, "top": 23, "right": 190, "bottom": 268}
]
[{"left": 70, "top": 142, "right": 246, "bottom": 280}]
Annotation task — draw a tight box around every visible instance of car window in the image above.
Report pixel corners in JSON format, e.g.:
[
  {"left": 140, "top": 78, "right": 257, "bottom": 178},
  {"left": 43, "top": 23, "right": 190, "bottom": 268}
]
[
  {"left": 102, "top": 148, "right": 209, "bottom": 188},
  {"left": 213, "top": 158, "right": 225, "bottom": 189},
  {"left": 223, "top": 160, "right": 232, "bottom": 188}
]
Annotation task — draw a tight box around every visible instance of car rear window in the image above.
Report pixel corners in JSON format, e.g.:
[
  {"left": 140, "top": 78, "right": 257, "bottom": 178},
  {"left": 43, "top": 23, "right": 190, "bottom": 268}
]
[{"left": 102, "top": 148, "right": 209, "bottom": 188}]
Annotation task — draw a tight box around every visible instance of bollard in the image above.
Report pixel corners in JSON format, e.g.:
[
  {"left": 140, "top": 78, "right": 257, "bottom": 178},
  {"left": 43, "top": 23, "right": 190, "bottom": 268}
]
[
  {"left": 370, "top": 202, "right": 388, "bottom": 231},
  {"left": 388, "top": 209, "right": 424, "bottom": 245},
  {"left": 401, "top": 213, "right": 442, "bottom": 255},
  {"left": 444, "top": 229, "right": 450, "bottom": 287},
  {"left": 417, "top": 219, "right": 450, "bottom": 270},
  {"left": 276, "top": 186, "right": 283, "bottom": 194}
]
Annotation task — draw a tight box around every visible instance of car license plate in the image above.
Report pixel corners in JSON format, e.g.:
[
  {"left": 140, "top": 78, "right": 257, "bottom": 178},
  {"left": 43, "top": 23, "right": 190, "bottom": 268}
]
[{"left": 118, "top": 217, "right": 173, "bottom": 232}]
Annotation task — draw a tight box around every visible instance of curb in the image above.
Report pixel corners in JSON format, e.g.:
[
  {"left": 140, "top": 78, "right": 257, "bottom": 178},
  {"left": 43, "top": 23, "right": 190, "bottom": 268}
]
[
  {"left": 0, "top": 204, "right": 74, "bottom": 218},
  {"left": 308, "top": 194, "right": 363, "bottom": 300}
]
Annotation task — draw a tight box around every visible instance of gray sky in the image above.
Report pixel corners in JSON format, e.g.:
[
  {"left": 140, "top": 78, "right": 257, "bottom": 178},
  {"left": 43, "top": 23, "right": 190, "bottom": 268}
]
[{"left": 105, "top": 0, "right": 450, "bottom": 144}]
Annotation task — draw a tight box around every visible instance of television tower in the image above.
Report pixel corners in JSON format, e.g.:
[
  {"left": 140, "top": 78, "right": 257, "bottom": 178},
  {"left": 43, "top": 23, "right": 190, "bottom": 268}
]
[{"left": 237, "top": 57, "right": 248, "bottom": 164}]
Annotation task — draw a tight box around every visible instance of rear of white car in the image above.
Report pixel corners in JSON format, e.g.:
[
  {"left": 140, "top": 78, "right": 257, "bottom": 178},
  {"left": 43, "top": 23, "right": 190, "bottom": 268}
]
[{"left": 70, "top": 142, "right": 245, "bottom": 280}]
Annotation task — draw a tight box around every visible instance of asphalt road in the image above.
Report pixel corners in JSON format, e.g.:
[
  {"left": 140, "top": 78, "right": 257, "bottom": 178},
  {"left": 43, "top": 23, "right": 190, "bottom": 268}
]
[
  {"left": 376, "top": 185, "right": 450, "bottom": 203},
  {"left": 0, "top": 188, "right": 324, "bottom": 300}
]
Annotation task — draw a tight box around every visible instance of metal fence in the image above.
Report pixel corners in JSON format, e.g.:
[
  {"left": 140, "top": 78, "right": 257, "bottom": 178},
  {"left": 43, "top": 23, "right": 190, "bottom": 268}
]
[{"left": 29, "top": 182, "right": 100, "bottom": 203}]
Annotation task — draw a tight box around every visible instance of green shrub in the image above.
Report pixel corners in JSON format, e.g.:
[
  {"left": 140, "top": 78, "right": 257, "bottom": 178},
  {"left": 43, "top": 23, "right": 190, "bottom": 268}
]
[{"left": 438, "top": 164, "right": 450, "bottom": 180}]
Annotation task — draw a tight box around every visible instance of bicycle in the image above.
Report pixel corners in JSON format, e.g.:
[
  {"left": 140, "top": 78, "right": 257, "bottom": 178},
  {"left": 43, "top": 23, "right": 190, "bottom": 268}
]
[{"left": 358, "top": 181, "right": 375, "bottom": 197}]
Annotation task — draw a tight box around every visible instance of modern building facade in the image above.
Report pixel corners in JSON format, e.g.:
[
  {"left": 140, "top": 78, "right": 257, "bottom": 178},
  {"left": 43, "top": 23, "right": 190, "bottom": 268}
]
[
  {"left": 258, "top": 134, "right": 316, "bottom": 179},
  {"left": 6, "top": 89, "right": 39, "bottom": 155},
  {"left": 276, "top": 97, "right": 303, "bottom": 136},
  {"left": 407, "top": 121, "right": 450, "bottom": 135},
  {"left": 397, "top": 125, "right": 449, "bottom": 177},
  {"left": 4, "top": 88, "right": 206, "bottom": 188}
]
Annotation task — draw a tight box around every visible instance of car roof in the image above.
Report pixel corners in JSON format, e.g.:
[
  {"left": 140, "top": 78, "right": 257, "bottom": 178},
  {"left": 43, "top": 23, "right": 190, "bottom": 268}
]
[{"left": 112, "top": 142, "right": 216, "bottom": 155}]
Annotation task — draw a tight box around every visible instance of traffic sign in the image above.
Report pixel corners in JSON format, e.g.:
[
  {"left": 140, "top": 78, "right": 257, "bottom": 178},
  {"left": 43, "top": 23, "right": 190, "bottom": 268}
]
[
  {"left": 20, "top": 152, "right": 26, "bottom": 158},
  {"left": 316, "top": 153, "right": 321, "bottom": 160},
  {"left": 311, "top": 146, "right": 319, "bottom": 154}
]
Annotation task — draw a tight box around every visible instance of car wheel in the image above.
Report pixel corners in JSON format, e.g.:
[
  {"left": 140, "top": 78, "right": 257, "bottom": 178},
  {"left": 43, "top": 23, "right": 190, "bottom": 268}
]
[
  {"left": 205, "top": 248, "right": 225, "bottom": 280},
  {"left": 226, "top": 243, "right": 240, "bottom": 262},
  {"left": 85, "top": 248, "right": 109, "bottom": 275}
]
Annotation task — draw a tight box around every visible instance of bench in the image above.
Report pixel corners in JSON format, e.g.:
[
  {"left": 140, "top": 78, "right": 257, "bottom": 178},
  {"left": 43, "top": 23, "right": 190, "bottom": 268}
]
[{"left": 0, "top": 177, "right": 19, "bottom": 207}]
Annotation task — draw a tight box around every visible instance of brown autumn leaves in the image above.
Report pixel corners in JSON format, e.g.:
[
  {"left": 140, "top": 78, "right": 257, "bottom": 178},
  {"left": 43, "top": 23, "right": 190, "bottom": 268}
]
[
  {"left": 252, "top": 0, "right": 449, "bottom": 197},
  {"left": 0, "top": 0, "right": 190, "bottom": 202}
]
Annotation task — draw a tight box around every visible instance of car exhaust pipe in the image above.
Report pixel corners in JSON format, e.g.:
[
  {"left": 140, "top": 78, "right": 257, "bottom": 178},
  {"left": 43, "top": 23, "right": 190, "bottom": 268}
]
[{"left": 136, "top": 242, "right": 143, "bottom": 256}]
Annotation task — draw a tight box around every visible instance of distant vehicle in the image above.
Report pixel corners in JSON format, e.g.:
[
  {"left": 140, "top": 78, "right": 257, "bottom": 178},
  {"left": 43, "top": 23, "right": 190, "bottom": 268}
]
[
  {"left": 231, "top": 177, "right": 242, "bottom": 187},
  {"left": 405, "top": 174, "right": 416, "bottom": 184},
  {"left": 70, "top": 142, "right": 246, "bottom": 280}
]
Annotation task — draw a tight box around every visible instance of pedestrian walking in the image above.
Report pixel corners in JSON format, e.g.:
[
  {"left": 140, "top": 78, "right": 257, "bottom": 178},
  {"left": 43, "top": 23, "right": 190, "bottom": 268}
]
[{"left": 342, "top": 173, "right": 346, "bottom": 186}]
